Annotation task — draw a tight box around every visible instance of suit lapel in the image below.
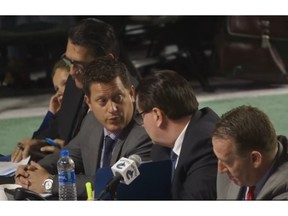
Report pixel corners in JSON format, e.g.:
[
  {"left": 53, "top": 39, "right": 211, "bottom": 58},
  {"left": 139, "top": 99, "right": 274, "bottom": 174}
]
[
  {"left": 82, "top": 113, "right": 104, "bottom": 173},
  {"left": 217, "top": 173, "right": 242, "bottom": 199},
  {"left": 110, "top": 119, "right": 135, "bottom": 165},
  {"left": 227, "top": 183, "right": 242, "bottom": 199},
  {"left": 90, "top": 130, "right": 104, "bottom": 171},
  {"left": 111, "top": 139, "right": 125, "bottom": 164},
  {"left": 257, "top": 141, "right": 285, "bottom": 199}
]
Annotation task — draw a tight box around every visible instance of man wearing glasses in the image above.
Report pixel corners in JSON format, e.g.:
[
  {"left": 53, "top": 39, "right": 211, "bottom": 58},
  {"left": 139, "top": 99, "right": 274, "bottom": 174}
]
[
  {"left": 135, "top": 70, "right": 219, "bottom": 199},
  {"left": 11, "top": 18, "right": 120, "bottom": 163}
]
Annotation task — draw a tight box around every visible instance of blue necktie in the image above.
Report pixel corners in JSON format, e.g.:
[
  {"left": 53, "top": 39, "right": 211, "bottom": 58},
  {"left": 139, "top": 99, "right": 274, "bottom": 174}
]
[
  {"left": 102, "top": 135, "right": 115, "bottom": 167},
  {"left": 170, "top": 151, "right": 178, "bottom": 180}
]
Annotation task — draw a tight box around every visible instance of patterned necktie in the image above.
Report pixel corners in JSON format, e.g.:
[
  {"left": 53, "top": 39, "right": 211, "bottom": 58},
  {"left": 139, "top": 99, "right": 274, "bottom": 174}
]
[
  {"left": 246, "top": 186, "right": 255, "bottom": 200},
  {"left": 102, "top": 135, "right": 115, "bottom": 167}
]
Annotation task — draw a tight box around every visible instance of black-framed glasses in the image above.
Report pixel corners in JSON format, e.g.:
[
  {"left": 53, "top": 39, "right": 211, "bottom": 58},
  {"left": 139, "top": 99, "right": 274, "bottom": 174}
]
[
  {"left": 135, "top": 110, "right": 149, "bottom": 126},
  {"left": 61, "top": 54, "right": 88, "bottom": 74}
]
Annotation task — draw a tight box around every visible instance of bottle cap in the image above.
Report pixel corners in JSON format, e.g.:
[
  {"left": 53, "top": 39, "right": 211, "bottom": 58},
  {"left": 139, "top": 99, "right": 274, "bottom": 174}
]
[{"left": 60, "top": 149, "right": 69, "bottom": 157}]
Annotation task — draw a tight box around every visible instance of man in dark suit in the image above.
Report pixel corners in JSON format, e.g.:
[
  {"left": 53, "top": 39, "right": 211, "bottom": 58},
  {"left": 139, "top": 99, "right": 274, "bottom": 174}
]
[
  {"left": 11, "top": 18, "right": 120, "bottom": 162},
  {"left": 135, "top": 70, "right": 219, "bottom": 199},
  {"left": 213, "top": 105, "right": 288, "bottom": 200},
  {"left": 15, "top": 59, "right": 152, "bottom": 199}
]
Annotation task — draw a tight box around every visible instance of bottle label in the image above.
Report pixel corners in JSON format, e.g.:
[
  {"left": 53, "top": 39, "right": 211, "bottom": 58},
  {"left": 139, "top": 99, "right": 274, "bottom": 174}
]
[{"left": 58, "top": 171, "right": 76, "bottom": 185}]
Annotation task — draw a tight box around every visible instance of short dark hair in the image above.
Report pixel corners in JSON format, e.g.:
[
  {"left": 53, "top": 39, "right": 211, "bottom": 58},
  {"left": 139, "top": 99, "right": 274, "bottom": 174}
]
[
  {"left": 68, "top": 18, "right": 119, "bottom": 59},
  {"left": 136, "top": 70, "right": 199, "bottom": 119},
  {"left": 213, "top": 105, "right": 277, "bottom": 155},
  {"left": 83, "top": 58, "right": 131, "bottom": 97}
]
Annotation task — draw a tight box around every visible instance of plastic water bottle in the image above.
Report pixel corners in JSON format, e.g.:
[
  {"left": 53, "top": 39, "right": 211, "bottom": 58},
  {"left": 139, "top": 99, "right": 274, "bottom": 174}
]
[{"left": 57, "top": 149, "right": 77, "bottom": 200}]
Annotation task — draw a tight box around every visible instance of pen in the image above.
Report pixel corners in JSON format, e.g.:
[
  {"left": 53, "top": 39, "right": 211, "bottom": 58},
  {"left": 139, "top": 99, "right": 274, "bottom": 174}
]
[
  {"left": 45, "top": 138, "right": 61, "bottom": 149},
  {"left": 85, "top": 182, "right": 93, "bottom": 201}
]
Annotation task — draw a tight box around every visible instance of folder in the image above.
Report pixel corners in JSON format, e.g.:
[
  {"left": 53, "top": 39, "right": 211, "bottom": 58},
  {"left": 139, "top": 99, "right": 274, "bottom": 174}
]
[{"left": 95, "top": 160, "right": 172, "bottom": 200}]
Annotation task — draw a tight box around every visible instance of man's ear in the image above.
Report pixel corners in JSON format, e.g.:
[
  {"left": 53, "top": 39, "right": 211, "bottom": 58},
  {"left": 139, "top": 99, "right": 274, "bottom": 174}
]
[
  {"left": 129, "top": 85, "right": 135, "bottom": 102},
  {"left": 251, "top": 151, "right": 262, "bottom": 168},
  {"left": 84, "top": 95, "right": 91, "bottom": 109},
  {"left": 152, "top": 107, "right": 165, "bottom": 128}
]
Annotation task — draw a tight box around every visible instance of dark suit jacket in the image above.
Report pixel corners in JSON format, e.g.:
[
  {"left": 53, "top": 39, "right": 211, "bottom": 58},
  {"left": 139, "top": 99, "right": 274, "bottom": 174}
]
[
  {"left": 152, "top": 107, "right": 219, "bottom": 200},
  {"left": 32, "top": 75, "right": 84, "bottom": 142},
  {"left": 217, "top": 140, "right": 288, "bottom": 200},
  {"left": 38, "top": 111, "right": 153, "bottom": 199}
]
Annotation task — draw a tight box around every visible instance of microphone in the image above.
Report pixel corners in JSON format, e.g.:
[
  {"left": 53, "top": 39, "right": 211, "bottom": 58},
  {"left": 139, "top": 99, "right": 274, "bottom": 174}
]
[
  {"left": 97, "top": 154, "right": 141, "bottom": 200},
  {"left": 111, "top": 154, "right": 141, "bottom": 185}
]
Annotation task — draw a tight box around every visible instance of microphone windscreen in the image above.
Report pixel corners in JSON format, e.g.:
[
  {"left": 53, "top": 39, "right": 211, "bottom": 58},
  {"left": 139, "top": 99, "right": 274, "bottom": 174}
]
[{"left": 128, "top": 154, "right": 142, "bottom": 167}]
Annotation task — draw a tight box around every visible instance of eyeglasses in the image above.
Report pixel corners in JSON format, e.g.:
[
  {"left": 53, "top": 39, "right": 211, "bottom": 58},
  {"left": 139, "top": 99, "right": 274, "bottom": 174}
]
[
  {"left": 61, "top": 54, "right": 88, "bottom": 74},
  {"left": 135, "top": 110, "right": 149, "bottom": 126}
]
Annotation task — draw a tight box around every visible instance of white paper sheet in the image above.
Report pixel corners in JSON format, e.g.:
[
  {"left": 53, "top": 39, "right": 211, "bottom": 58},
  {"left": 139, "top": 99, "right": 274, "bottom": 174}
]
[{"left": 0, "top": 156, "right": 30, "bottom": 176}]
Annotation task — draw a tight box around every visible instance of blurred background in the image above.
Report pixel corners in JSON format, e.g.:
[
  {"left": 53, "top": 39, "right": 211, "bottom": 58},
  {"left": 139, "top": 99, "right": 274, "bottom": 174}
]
[{"left": 0, "top": 15, "right": 288, "bottom": 155}]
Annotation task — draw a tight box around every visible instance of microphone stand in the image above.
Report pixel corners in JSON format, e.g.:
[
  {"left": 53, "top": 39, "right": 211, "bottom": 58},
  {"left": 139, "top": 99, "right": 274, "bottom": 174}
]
[
  {"left": 97, "top": 177, "right": 121, "bottom": 200},
  {"left": 109, "top": 182, "right": 118, "bottom": 200}
]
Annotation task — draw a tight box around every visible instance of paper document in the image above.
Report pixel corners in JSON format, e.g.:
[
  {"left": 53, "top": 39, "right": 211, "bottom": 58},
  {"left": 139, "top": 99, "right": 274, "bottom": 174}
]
[{"left": 0, "top": 156, "right": 30, "bottom": 176}]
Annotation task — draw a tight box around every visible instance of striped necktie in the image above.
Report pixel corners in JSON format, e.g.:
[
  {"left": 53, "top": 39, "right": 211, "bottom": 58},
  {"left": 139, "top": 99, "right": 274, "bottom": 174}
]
[
  {"left": 246, "top": 186, "right": 255, "bottom": 200},
  {"left": 102, "top": 135, "right": 115, "bottom": 167}
]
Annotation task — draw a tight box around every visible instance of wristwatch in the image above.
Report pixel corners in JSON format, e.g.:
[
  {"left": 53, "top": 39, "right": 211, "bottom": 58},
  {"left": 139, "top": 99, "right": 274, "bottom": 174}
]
[{"left": 42, "top": 175, "right": 54, "bottom": 193}]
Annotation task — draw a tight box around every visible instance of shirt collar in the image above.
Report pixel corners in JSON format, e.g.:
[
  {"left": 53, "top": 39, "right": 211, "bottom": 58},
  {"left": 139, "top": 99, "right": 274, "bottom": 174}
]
[
  {"left": 104, "top": 128, "right": 121, "bottom": 140},
  {"left": 172, "top": 120, "right": 190, "bottom": 157}
]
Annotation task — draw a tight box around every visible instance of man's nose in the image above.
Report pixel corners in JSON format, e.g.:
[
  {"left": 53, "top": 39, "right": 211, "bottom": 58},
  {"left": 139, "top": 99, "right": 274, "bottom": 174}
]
[
  {"left": 218, "top": 160, "right": 228, "bottom": 173},
  {"left": 107, "top": 100, "right": 117, "bottom": 112}
]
